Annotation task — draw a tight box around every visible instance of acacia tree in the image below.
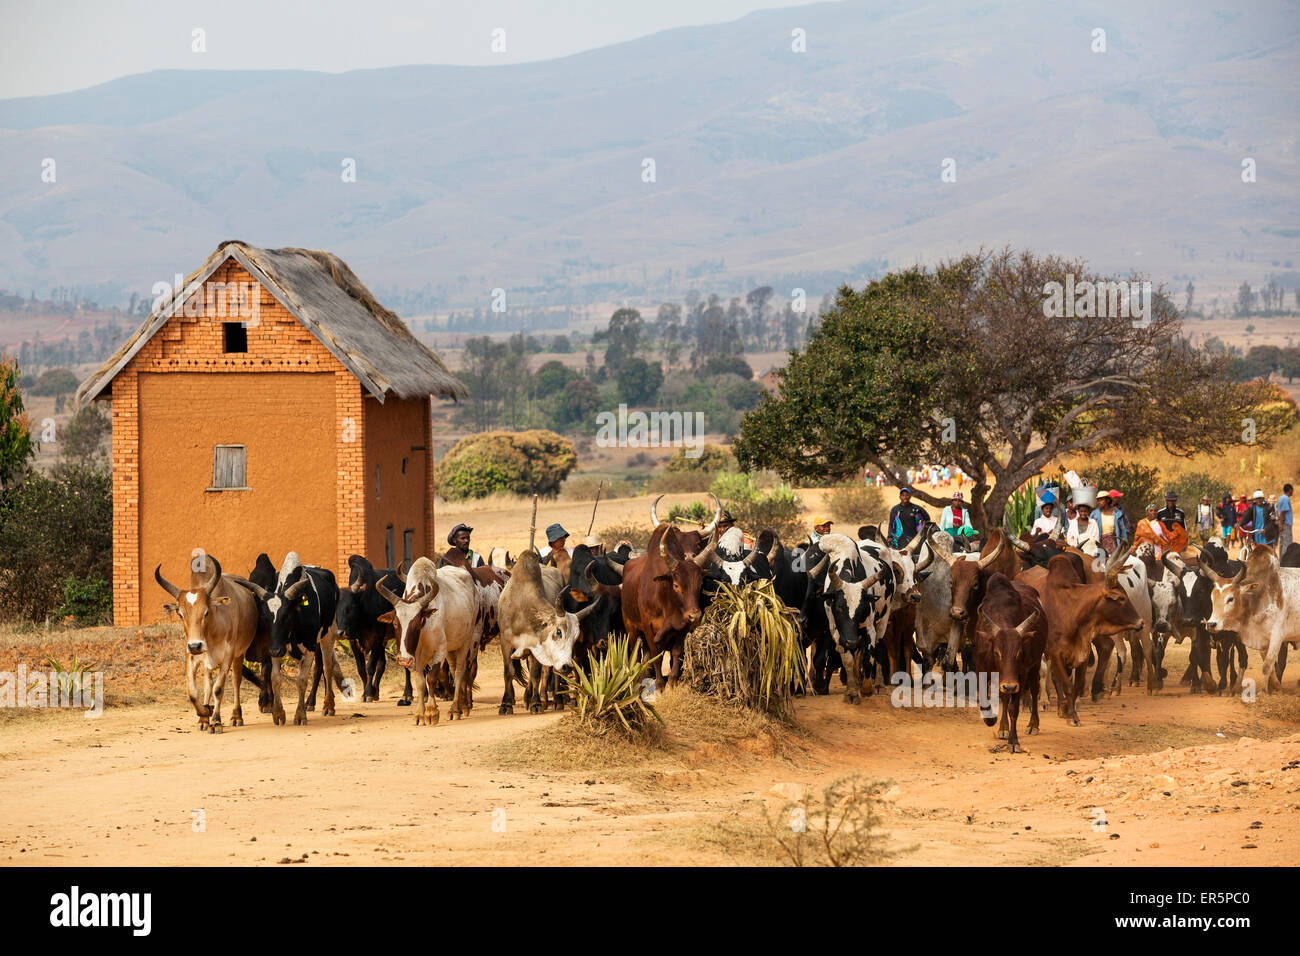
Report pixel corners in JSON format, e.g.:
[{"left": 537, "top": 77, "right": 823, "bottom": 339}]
[{"left": 733, "top": 249, "right": 1281, "bottom": 530}]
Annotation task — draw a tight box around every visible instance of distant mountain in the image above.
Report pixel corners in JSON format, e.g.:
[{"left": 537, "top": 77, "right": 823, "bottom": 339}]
[{"left": 1, "top": 0, "right": 1297, "bottom": 325}]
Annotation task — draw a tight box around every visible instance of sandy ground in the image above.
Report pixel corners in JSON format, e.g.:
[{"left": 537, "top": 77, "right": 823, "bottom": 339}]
[{"left": 1, "top": 627, "right": 1297, "bottom": 867}]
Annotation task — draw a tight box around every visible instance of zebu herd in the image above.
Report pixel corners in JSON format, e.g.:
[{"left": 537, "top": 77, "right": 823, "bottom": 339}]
[{"left": 156, "top": 493, "right": 1300, "bottom": 756}]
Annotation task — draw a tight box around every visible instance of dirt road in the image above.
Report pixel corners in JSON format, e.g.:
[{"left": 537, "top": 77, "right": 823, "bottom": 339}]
[{"left": 1, "top": 636, "right": 1296, "bottom": 866}]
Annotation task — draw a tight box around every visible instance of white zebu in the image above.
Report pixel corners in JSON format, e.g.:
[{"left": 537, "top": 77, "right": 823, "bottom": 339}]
[{"left": 377, "top": 557, "right": 480, "bottom": 726}]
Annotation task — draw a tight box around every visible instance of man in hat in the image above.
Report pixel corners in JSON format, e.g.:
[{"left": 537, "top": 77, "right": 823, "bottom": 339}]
[
  {"left": 810, "top": 515, "right": 832, "bottom": 545},
  {"left": 939, "top": 491, "right": 977, "bottom": 541},
  {"left": 887, "top": 486, "right": 929, "bottom": 548},
  {"left": 1090, "top": 490, "right": 1130, "bottom": 557},
  {"left": 541, "top": 523, "right": 570, "bottom": 559},
  {"left": 1156, "top": 491, "right": 1188, "bottom": 553},
  {"left": 1238, "top": 489, "right": 1278, "bottom": 546},
  {"left": 1157, "top": 492, "right": 1186, "bottom": 531},
  {"left": 443, "top": 522, "right": 485, "bottom": 569},
  {"left": 582, "top": 534, "right": 604, "bottom": 556}
]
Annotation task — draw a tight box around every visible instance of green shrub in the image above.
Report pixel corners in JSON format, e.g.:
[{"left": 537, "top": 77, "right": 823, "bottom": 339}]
[
  {"left": 1163, "top": 471, "right": 1234, "bottom": 509},
  {"left": 664, "top": 444, "right": 733, "bottom": 472},
  {"left": 0, "top": 464, "right": 112, "bottom": 621},
  {"left": 709, "top": 472, "right": 804, "bottom": 540},
  {"left": 1086, "top": 461, "right": 1161, "bottom": 511},
  {"left": 56, "top": 575, "right": 112, "bottom": 625},
  {"left": 826, "top": 483, "right": 885, "bottom": 526},
  {"left": 565, "top": 636, "right": 663, "bottom": 736},
  {"left": 435, "top": 430, "right": 577, "bottom": 501}
]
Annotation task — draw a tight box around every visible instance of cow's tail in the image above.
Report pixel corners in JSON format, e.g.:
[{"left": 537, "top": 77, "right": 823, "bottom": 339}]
[{"left": 241, "top": 664, "right": 265, "bottom": 689}]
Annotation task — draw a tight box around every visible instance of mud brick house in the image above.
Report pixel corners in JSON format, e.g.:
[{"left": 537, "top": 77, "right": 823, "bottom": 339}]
[{"left": 76, "top": 241, "right": 466, "bottom": 626}]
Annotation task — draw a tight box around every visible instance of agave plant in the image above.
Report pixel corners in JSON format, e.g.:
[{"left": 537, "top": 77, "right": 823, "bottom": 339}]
[
  {"left": 689, "top": 578, "right": 805, "bottom": 718},
  {"left": 565, "top": 636, "right": 664, "bottom": 735},
  {"left": 45, "top": 653, "right": 97, "bottom": 697},
  {"left": 1003, "top": 480, "right": 1041, "bottom": 537}
]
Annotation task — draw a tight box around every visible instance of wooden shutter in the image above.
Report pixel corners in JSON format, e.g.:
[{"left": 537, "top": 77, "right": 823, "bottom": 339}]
[{"left": 212, "top": 445, "right": 246, "bottom": 489}]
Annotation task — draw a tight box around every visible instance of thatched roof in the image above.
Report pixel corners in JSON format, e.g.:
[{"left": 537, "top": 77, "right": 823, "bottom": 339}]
[{"left": 77, "top": 241, "right": 467, "bottom": 405}]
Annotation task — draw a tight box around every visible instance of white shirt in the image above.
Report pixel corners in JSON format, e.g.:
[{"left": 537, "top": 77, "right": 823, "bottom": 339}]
[{"left": 1032, "top": 515, "right": 1059, "bottom": 537}]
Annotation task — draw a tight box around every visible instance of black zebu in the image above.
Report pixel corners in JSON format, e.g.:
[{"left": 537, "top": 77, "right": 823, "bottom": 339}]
[{"left": 336, "top": 555, "right": 415, "bottom": 704}]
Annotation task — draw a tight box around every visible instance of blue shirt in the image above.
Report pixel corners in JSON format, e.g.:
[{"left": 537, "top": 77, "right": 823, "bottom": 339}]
[
  {"left": 1279, "top": 493, "right": 1293, "bottom": 528},
  {"left": 1253, "top": 505, "right": 1267, "bottom": 543}
]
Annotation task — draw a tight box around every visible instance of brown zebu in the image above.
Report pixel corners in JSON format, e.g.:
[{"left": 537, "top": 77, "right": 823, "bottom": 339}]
[
  {"left": 974, "top": 572, "right": 1047, "bottom": 753},
  {"left": 621, "top": 522, "right": 717, "bottom": 691}
]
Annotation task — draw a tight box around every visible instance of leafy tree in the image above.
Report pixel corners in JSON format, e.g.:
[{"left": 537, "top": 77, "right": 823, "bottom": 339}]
[
  {"left": 549, "top": 334, "right": 572, "bottom": 354},
  {"left": 664, "top": 444, "right": 733, "bottom": 473},
  {"left": 534, "top": 360, "right": 577, "bottom": 399},
  {"left": 29, "top": 367, "right": 79, "bottom": 397},
  {"left": 62, "top": 402, "right": 111, "bottom": 465},
  {"left": 0, "top": 357, "right": 33, "bottom": 488},
  {"left": 733, "top": 250, "right": 1281, "bottom": 529},
  {"left": 552, "top": 377, "right": 602, "bottom": 430},
  {"left": 1280, "top": 346, "right": 1300, "bottom": 383},
  {"left": 596, "top": 308, "right": 644, "bottom": 375},
  {"left": 435, "top": 429, "right": 577, "bottom": 500},
  {"left": 1086, "top": 461, "right": 1161, "bottom": 511},
  {"left": 616, "top": 358, "right": 663, "bottom": 405},
  {"left": 703, "top": 355, "right": 753, "bottom": 379}
]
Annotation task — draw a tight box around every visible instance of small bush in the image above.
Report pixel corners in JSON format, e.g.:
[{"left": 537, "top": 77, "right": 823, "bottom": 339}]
[
  {"left": 436, "top": 429, "right": 577, "bottom": 501},
  {"left": 565, "top": 636, "right": 663, "bottom": 737},
  {"left": 55, "top": 575, "right": 112, "bottom": 626},
  {"left": 1086, "top": 461, "right": 1161, "bottom": 511},
  {"left": 710, "top": 472, "right": 804, "bottom": 541},
  {"left": 826, "top": 483, "right": 884, "bottom": 526},
  {"left": 559, "top": 475, "right": 641, "bottom": 501},
  {"left": 0, "top": 464, "right": 112, "bottom": 621},
  {"left": 664, "top": 444, "right": 733, "bottom": 473},
  {"left": 762, "top": 774, "right": 913, "bottom": 867},
  {"left": 1163, "top": 471, "right": 1234, "bottom": 509}
]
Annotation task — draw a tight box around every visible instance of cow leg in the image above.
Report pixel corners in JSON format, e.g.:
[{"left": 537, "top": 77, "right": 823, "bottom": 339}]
[
  {"left": 996, "top": 691, "right": 1009, "bottom": 740},
  {"left": 207, "top": 660, "right": 230, "bottom": 733},
  {"left": 293, "top": 650, "right": 314, "bottom": 725},
  {"left": 413, "top": 648, "right": 440, "bottom": 726},
  {"left": 1006, "top": 690, "right": 1022, "bottom": 753},
  {"left": 317, "top": 630, "right": 339, "bottom": 716},
  {"left": 255, "top": 656, "right": 274, "bottom": 713},
  {"left": 306, "top": 646, "right": 323, "bottom": 711},
  {"left": 1127, "top": 632, "right": 1142, "bottom": 686},
  {"left": 229, "top": 653, "right": 244, "bottom": 727},
  {"left": 1026, "top": 675, "right": 1041, "bottom": 736},
  {"left": 449, "top": 647, "right": 472, "bottom": 720},
  {"left": 498, "top": 639, "right": 517, "bottom": 715},
  {"left": 1261, "top": 639, "right": 1284, "bottom": 694},
  {"left": 1068, "top": 664, "right": 1087, "bottom": 725},
  {"left": 838, "top": 645, "right": 861, "bottom": 704},
  {"left": 349, "top": 639, "right": 371, "bottom": 701},
  {"left": 1039, "top": 658, "right": 1053, "bottom": 710},
  {"left": 268, "top": 655, "right": 286, "bottom": 725},
  {"left": 1049, "top": 651, "right": 1073, "bottom": 721},
  {"left": 1091, "top": 638, "right": 1115, "bottom": 702},
  {"left": 187, "top": 654, "right": 210, "bottom": 730}
]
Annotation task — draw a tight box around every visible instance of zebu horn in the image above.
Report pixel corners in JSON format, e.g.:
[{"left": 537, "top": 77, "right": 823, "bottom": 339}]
[
  {"left": 693, "top": 527, "right": 719, "bottom": 567},
  {"left": 743, "top": 547, "right": 760, "bottom": 567},
  {"left": 829, "top": 565, "right": 845, "bottom": 591},
  {"left": 284, "top": 574, "right": 312, "bottom": 602},
  {"left": 650, "top": 494, "right": 665, "bottom": 528},
  {"left": 397, "top": 560, "right": 411, "bottom": 581},
  {"left": 808, "top": 555, "right": 829, "bottom": 579},
  {"left": 154, "top": 565, "right": 181, "bottom": 599},
  {"left": 976, "top": 533, "right": 1004, "bottom": 570},
  {"left": 766, "top": 535, "right": 780, "bottom": 567},
  {"left": 228, "top": 575, "right": 269, "bottom": 600},
  {"left": 928, "top": 531, "right": 957, "bottom": 567},
  {"left": 914, "top": 540, "right": 934, "bottom": 573},
  {"left": 203, "top": 556, "right": 223, "bottom": 595},
  {"left": 903, "top": 529, "right": 924, "bottom": 555},
  {"left": 575, "top": 596, "right": 602, "bottom": 621},
  {"left": 701, "top": 493, "right": 722, "bottom": 535},
  {"left": 1015, "top": 609, "right": 1040, "bottom": 637},
  {"left": 1009, "top": 534, "right": 1032, "bottom": 554},
  {"left": 376, "top": 578, "right": 402, "bottom": 607}
]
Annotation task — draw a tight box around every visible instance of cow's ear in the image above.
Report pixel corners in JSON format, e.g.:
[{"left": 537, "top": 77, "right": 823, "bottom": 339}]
[{"left": 377, "top": 611, "right": 395, "bottom": 624}]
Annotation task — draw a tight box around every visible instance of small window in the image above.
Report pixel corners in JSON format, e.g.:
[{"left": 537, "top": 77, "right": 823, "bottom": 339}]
[
  {"left": 385, "top": 525, "right": 395, "bottom": 569},
  {"left": 223, "top": 322, "right": 248, "bottom": 353},
  {"left": 212, "top": 445, "right": 246, "bottom": 489},
  {"left": 401, "top": 457, "right": 408, "bottom": 475},
  {"left": 403, "top": 529, "right": 414, "bottom": 566}
]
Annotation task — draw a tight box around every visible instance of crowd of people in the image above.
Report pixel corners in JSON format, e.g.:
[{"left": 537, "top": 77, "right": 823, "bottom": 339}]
[{"left": 857, "top": 480, "right": 1295, "bottom": 559}]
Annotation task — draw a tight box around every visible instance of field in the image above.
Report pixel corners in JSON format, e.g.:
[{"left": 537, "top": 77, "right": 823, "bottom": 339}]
[{"left": 2, "top": 607, "right": 1298, "bottom": 867}]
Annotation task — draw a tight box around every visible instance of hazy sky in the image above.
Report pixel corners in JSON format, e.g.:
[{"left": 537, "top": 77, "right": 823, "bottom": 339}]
[{"left": 0, "top": 0, "right": 827, "bottom": 99}]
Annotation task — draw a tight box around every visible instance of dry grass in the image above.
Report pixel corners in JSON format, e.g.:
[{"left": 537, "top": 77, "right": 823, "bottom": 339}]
[
  {"left": 1253, "top": 691, "right": 1300, "bottom": 724},
  {"left": 485, "top": 685, "right": 805, "bottom": 773}
]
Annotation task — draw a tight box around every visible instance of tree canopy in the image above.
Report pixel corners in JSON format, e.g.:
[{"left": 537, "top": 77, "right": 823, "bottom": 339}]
[{"left": 733, "top": 249, "right": 1282, "bottom": 529}]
